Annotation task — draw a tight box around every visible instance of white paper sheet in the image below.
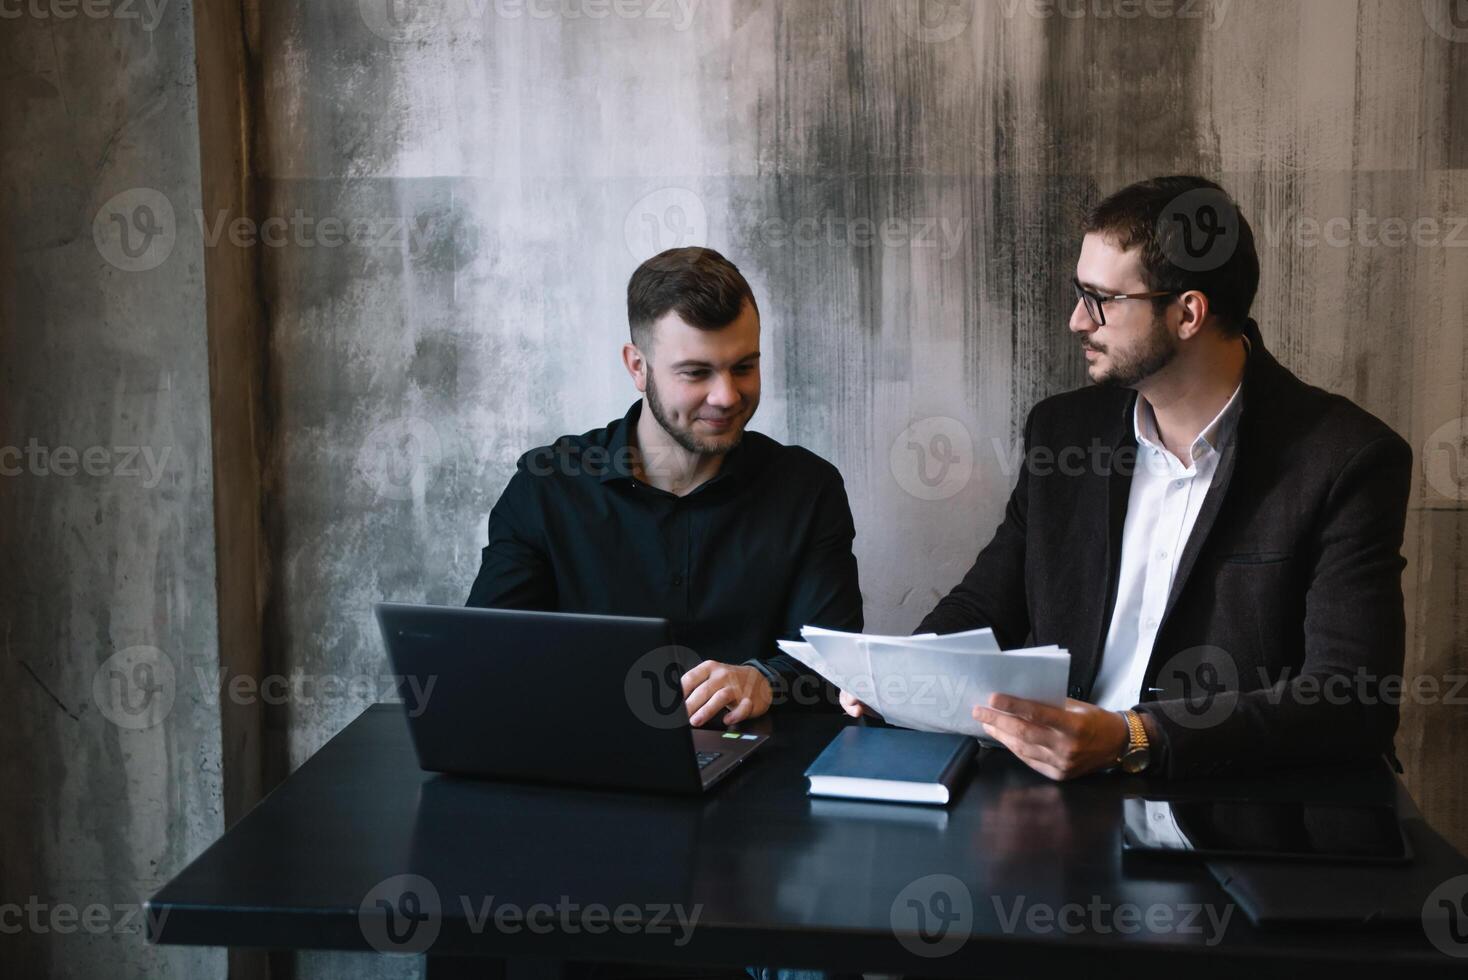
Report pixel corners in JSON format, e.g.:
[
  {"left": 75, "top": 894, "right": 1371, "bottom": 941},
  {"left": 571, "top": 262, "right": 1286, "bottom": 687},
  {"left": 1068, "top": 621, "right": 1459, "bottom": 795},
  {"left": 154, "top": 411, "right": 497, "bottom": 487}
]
[{"left": 782, "top": 628, "right": 1071, "bottom": 736}]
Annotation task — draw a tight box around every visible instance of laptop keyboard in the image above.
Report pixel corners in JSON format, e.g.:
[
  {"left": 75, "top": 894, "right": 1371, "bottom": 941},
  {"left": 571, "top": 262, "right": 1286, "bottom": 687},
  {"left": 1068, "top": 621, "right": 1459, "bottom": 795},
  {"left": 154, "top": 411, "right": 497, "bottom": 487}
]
[{"left": 695, "top": 751, "right": 722, "bottom": 769}]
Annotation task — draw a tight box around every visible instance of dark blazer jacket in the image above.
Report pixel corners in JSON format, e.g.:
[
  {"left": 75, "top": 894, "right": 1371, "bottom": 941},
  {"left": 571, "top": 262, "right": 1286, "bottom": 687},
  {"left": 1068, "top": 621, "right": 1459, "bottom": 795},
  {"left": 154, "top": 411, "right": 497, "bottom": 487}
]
[{"left": 917, "top": 320, "right": 1413, "bottom": 777}]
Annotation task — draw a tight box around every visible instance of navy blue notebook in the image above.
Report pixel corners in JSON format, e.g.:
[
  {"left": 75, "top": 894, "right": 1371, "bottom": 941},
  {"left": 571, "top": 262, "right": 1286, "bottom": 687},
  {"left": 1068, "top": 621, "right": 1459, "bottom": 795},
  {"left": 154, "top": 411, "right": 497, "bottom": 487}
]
[{"left": 804, "top": 726, "right": 978, "bottom": 806}]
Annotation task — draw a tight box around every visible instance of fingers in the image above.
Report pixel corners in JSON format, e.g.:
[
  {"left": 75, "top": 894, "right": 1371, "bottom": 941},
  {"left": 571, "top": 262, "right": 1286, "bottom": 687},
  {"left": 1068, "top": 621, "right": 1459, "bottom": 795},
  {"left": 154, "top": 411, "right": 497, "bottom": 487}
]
[
  {"left": 988, "top": 693, "right": 1068, "bottom": 730},
  {"left": 722, "top": 697, "right": 755, "bottom": 725},
  {"left": 679, "top": 660, "right": 716, "bottom": 698},
  {"left": 973, "top": 704, "right": 1063, "bottom": 754},
  {"left": 978, "top": 718, "right": 1066, "bottom": 780},
  {"left": 839, "top": 690, "right": 866, "bottom": 718},
  {"left": 688, "top": 685, "right": 738, "bottom": 727}
]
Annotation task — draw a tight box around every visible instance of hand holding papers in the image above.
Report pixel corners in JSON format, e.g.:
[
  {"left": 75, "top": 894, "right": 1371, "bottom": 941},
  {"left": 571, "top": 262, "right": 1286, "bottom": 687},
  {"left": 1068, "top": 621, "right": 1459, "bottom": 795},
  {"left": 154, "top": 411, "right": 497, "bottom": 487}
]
[{"left": 777, "top": 628, "right": 1071, "bottom": 738}]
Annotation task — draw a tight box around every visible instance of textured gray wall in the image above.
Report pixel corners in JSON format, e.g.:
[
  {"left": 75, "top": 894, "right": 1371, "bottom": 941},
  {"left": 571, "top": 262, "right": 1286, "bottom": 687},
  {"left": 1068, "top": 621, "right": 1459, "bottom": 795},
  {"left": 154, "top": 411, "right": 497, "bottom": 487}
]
[
  {"left": 3, "top": 2, "right": 1466, "bottom": 979},
  {"left": 0, "top": 1, "right": 225, "bottom": 977}
]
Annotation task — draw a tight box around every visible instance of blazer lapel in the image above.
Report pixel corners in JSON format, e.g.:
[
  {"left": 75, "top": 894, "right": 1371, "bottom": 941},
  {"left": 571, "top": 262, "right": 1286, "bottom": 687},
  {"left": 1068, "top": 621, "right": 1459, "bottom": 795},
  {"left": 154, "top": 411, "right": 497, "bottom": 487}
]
[
  {"left": 1157, "top": 320, "right": 1272, "bottom": 629},
  {"left": 1080, "top": 395, "right": 1138, "bottom": 694}
]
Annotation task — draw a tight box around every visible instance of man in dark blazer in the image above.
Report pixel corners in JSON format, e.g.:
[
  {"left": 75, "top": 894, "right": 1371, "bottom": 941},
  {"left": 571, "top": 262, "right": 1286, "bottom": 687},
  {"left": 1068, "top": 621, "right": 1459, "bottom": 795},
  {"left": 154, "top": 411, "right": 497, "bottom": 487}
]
[{"left": 846, "top": 176, "right": 1413, "bottom": 780}]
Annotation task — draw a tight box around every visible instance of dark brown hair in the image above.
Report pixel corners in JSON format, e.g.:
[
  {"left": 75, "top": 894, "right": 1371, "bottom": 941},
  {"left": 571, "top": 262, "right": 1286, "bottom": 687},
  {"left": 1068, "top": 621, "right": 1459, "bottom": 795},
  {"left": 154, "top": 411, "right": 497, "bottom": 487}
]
[
  {"left": 1083, "top": 176, "right": 1259, "bottom": 335},
  {"left": 626, "top": 247, "right": 758, "bottom": 349}
]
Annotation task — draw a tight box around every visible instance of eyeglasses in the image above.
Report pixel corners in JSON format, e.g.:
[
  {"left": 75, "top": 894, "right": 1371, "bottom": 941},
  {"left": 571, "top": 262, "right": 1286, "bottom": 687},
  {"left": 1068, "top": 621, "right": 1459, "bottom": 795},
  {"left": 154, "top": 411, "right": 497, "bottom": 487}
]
[{"left": 1071, "top": 278, "right": 1175, "bottom": 327}]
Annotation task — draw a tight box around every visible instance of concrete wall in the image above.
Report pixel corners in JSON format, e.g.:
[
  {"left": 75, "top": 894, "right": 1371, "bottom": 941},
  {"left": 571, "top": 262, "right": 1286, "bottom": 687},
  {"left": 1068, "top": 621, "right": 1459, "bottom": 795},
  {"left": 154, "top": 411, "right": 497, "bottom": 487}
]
[
  {"left": 0, "top": 1, "right": 225, "bottom": 977},
  {"left": 3, "top": 1, "right": 1465, "bottom": 978}
]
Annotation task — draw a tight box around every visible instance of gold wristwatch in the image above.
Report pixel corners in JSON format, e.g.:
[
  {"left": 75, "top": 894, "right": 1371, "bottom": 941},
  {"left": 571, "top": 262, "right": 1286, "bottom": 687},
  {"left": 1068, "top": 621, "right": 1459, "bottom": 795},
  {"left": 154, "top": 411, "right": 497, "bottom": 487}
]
[{"left": 1116, "top": 709, "right": 1152, "bottom": 774}]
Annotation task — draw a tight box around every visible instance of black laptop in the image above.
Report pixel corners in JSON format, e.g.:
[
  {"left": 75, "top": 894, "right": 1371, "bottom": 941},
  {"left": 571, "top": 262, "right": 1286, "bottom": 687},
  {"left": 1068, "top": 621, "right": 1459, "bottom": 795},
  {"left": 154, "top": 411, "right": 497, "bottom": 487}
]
[{"left": 374, "top": 602, "right": 767, "bottom": 793}]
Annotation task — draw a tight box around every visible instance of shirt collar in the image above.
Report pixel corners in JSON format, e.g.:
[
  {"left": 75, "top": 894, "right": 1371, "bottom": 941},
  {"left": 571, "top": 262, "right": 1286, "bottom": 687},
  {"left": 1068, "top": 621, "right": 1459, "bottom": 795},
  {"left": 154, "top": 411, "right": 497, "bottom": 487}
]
[{"left": 1133, "top": 380, "right": 1243, "bottom": 465}]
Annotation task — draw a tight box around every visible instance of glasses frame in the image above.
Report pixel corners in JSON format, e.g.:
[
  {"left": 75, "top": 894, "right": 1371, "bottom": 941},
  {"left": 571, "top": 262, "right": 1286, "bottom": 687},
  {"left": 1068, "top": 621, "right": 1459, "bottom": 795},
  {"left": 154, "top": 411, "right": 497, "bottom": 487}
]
[{"left": 1072, "top": 278, "right": 1176, "bottom": 327}]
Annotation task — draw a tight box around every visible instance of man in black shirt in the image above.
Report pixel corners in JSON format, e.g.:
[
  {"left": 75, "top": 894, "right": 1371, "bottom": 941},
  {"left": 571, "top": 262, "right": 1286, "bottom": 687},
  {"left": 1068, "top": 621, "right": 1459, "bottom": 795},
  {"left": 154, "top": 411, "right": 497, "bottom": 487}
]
[{"left": 467, "top": 247, "right": 862, "bottom": 725}]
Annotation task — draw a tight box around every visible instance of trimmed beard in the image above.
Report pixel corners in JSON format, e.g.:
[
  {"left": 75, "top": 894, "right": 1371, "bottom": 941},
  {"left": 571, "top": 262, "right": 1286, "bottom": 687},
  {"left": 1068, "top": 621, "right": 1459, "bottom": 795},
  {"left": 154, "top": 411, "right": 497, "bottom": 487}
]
[
  {"left": 1093, "top": 308, "right": 1178, "bottom": 388},
  {"left": 644, "top": 367, "right": 746, "bottom": 456}
]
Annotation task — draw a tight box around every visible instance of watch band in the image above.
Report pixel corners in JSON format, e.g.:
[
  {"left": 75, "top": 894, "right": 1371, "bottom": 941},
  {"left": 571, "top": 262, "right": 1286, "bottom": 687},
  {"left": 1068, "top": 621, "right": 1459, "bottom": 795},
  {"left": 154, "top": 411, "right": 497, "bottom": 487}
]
[{"left": 1117, "top": 709, "right": 1151, "bottom": 772}]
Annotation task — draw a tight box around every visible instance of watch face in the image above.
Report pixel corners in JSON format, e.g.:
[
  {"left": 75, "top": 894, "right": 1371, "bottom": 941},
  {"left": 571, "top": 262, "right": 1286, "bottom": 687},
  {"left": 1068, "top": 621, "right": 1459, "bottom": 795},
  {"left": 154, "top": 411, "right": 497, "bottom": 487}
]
[{"left": 1121, "top": 747, "right": 1151, "bottom": 774}]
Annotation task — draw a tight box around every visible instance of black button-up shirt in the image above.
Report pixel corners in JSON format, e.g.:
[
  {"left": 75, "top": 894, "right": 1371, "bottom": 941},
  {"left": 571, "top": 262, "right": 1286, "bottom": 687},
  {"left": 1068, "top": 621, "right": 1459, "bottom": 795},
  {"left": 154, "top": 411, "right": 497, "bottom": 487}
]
[{"left": 466, "top": 401, "right": 863, "bottom": 706}]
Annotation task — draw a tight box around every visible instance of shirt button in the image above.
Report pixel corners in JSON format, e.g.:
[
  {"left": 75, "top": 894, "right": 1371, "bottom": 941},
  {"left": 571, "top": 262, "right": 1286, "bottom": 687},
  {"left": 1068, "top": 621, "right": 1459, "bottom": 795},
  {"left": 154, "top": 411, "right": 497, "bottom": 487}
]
[
  {"left": 1156, "top": 550, "right": 1168, "bottom": 560},
  {"left": 671, "top": 574, "right": 684, "bottom": 587},
  {"left": 1174, "top": 479, "right": 1185, "bottom": 489}
]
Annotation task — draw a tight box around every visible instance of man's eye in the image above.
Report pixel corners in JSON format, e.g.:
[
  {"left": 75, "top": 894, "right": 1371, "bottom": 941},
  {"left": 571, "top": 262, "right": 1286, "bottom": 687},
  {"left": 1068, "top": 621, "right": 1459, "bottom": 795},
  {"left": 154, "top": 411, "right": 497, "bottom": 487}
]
[{"left": 681, "top": 371, "right": 708, "bottom": 380}]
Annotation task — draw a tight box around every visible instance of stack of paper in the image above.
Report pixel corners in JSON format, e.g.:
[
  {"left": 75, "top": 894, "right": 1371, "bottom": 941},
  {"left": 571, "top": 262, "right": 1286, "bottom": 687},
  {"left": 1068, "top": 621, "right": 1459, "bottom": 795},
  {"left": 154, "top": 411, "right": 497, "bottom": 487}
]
[{"left": 776, "top": 627, "right": 1071, "bottom": 737}]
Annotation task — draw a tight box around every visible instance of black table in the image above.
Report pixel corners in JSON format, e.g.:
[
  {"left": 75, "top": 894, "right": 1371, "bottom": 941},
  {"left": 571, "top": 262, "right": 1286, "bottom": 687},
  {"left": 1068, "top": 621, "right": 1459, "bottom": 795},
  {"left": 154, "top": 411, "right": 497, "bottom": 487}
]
[{"left": 147, "top": 705, "right": 1466, "bottom": 978}]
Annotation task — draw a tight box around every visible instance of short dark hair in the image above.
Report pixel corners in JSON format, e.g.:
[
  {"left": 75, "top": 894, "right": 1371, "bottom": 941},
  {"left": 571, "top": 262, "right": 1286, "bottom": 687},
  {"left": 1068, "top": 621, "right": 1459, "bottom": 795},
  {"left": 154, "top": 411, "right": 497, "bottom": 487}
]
[
  {"left": 1082, "top": 175, "right": 1259, "bottom": 334},
  {"left": 626, "top": 247, "right": 758, "bottom": 349}
]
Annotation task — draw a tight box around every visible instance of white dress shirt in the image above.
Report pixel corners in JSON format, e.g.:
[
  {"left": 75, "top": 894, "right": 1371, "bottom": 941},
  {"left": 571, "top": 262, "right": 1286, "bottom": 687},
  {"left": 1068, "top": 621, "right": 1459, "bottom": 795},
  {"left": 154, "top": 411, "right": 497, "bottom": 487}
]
[{"left": 1089, "top": 383, "right": 1244, "bottom": 711}]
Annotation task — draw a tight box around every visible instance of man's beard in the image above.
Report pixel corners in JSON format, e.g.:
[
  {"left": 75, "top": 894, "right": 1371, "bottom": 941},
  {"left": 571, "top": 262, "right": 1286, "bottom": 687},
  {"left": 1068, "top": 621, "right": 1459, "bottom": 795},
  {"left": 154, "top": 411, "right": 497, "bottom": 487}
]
[
  {"left": 645, "top": 368, "right": 750, "bottom": 456},
  {"left": 1089, "top": 309, "right": 1178, "bottom": 388}
]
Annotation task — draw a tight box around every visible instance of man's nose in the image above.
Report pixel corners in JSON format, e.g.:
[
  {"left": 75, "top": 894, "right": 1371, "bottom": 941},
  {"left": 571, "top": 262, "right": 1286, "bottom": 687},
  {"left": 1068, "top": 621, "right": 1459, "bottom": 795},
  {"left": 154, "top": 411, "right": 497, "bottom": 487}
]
[
  {"left": 706, "top": 373, "right": 739, "bottom": 408},
  {"left": 1068, "top": 297, "right": 1094, "bottom": 336}
]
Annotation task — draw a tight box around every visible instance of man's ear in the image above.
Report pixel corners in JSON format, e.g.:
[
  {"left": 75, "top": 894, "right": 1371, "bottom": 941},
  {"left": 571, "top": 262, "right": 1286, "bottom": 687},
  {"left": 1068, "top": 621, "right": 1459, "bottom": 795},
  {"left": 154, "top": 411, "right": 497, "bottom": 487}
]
[
  {"left": 622, "top": 342, "right": 648, "bottom": 393},
  {"left": 1175, "top": 289, "right": 1211, "bottom": 341}
]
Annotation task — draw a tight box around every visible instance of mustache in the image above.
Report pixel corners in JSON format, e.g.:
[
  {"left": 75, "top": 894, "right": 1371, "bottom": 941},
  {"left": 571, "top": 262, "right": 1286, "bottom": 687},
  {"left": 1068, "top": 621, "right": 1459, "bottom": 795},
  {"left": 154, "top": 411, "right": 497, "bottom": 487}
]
[{"left": 1081, "top": 342, "right": 1106, "bottom": 353}]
